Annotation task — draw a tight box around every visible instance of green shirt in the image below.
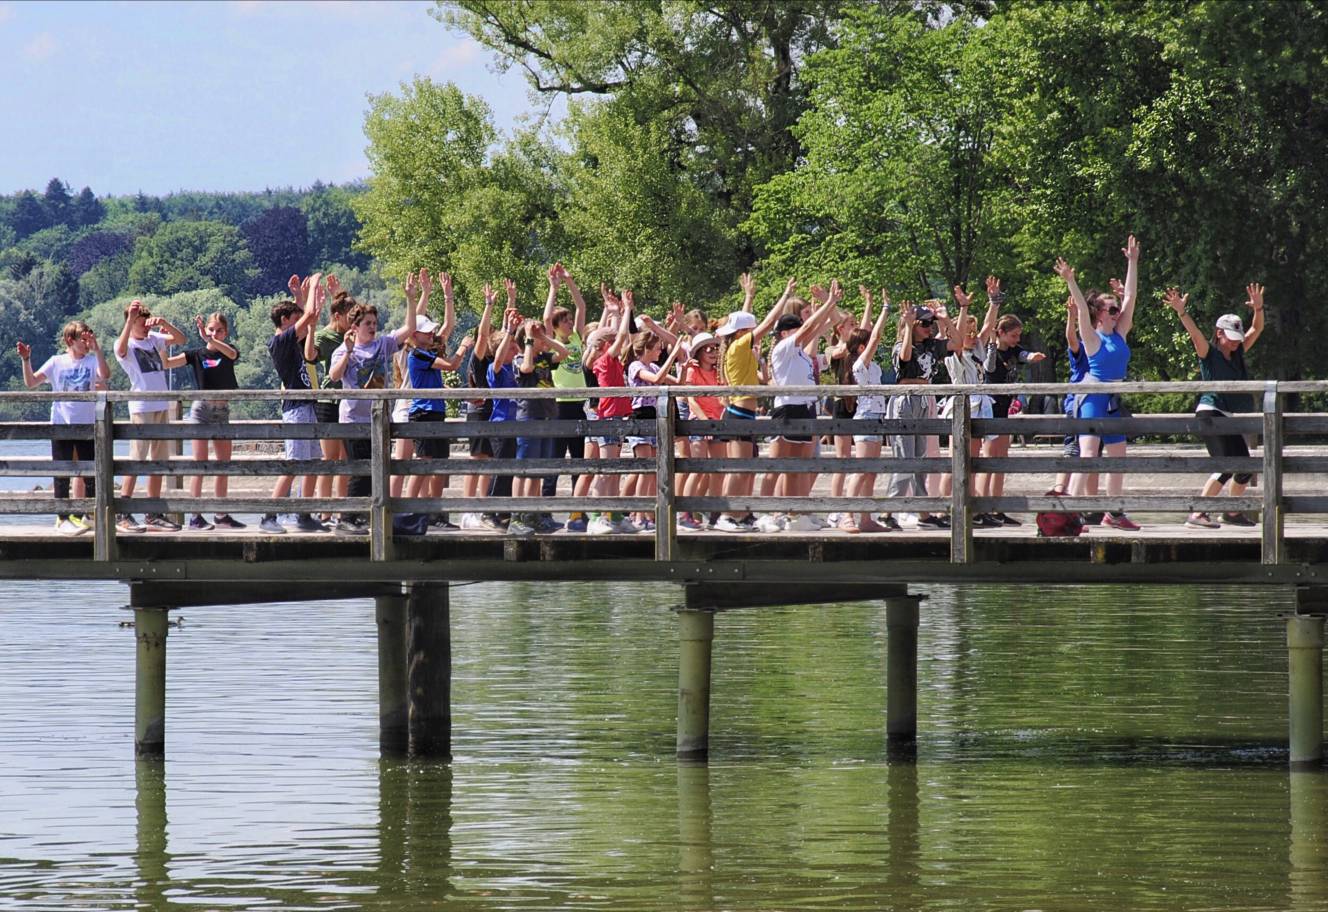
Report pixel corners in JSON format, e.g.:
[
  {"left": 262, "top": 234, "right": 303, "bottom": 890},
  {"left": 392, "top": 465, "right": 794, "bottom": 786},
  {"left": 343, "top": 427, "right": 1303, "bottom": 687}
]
[
  {"left": 552, "top": 331, "right": 585, "bottom": 402},
  {"left": 307, "top": 324, "right": 345, "bottom": 390},
  {"left": 1197, "top": 344, "right": 1251, "bottom": 414}
]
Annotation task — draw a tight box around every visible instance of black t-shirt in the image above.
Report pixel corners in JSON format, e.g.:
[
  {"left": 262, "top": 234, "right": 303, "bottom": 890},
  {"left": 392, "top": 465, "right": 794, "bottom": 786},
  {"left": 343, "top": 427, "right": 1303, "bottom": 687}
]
[
  {"left": 982, "top": 342, "right": 1026, "bottom": 385},
  {"left": 1198, "top": 344, "right": 1252, "bottom": 414},
  {"left": 892, "top": 337, "right": 949, "bottom": 382},
  {"left": 465, "top": 353, "right": 493, "bottom": 420},
  {"left": 267, "top": 326, "right": 312, "bottom": 412},
  {"left": 186, "top": 347, "right": 239, "bottom": 391}
]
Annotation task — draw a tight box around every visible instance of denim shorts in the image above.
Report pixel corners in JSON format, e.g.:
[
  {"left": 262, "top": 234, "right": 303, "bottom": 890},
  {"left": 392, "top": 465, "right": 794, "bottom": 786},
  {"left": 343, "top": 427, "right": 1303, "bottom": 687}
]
[
  {"left": 187, "top": 401, "right": 230, "bottom": 426},
  {"left": 282, "top": 404, "right": 320, "bottom": 461},
  {"left": 852, "top": 411, "right": 887, "bottom": 445}
]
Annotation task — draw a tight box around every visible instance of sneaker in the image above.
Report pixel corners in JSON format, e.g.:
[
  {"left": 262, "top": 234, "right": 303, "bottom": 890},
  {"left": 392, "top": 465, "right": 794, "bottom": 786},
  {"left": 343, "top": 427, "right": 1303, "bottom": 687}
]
[
  {"left": 535, "top": 514, "right": 564, "bottom": 534},
  {"left": 55, "top": 517, "right": 83, "bottom": 536},
  {"left": 566, "top": 516, "right": 589, "bottom": 533},
  {"left": 851, "top": 518, "right": 888, "bottom": 534},
  {"left": 335, "top": 516, "right": 369, "bottom": 536},
  {"left": 1185, "top": 512, "right": 1220, "bottom": 529},
  {"left": 588, "top": 515, "right": 617, "bottom": 535},
  {"left": 460, "top": 512, "right": 488, "bottom": 531},
  {"left": 1222, "top": 511, "right": 1257, "bottom": 527},
  {"left": 614, "top": 516, "right": 641, "bottom": 534},
  {"left": 808, "top": 513, "right": 832, "bottom": 529},
  {"left": 837, "top": 515, "right": 859, "bottom": 532},
  {"left": 677, "top": 513, "right": 703, "bottom": 531},
  {"left": 143, "top": 514, "right": 182, "bottom": 532},
  {"left": 480, "top": 514, "right": 507, "bottom": 532},
  {"left": 878, "top": 514, "right": 903, "bottom": 532},
  {"left": 70, "top": 514, "right": 92, "bottom": 532},
  {"left": 187, "top": 514, "right": 214, "bottom": 531},
  {"left": 259, "top": 515, "right": 287, "bottom": 535},
  {"left": 296, "top": 513, "right": 330, "bottom": 533},
  {"left": 755, "top": 513, "right": 786, "bottom": 533},
  {"left": 1101, "top": 511, "right": 1141, "bottom": 531},
  {"left": 916, "top": 514, "right": 946, "bottom": 529},
  {"left": 994, "top": 512, "right": 1022, "bottom": 527},
  {"left": 507, "top": 518, "right": 536, "bottom": 536},
  {"left": 213, "top": 514, "right": 247, "bottom": 529},
  {"left": 897, "top": 512, "right": 920, "bottom": 530},
  {"left": 637, "top": 517, "right": 656, "bottom": 533},
  {"left": 785, "top": 514, "right": 820, "bottom": 533},
  {"left": 826, "top": 512, "right": 842, "bottom": 528},
  {"left": 973, "top": 512, "right": 1001, "bottom": 528},
  {"left": 714, "top": 516, "right": 752, "bottom": 533},
  {"left": 1083, "top": 511, "right": 1105, "bottom": 525}
]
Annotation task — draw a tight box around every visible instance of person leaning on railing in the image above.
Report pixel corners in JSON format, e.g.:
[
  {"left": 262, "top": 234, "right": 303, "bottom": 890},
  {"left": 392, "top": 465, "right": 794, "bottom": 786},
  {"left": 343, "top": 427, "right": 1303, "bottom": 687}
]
[
  {"left": 1166, "top": 283, "right": 1266, "bottom": 530},
  {"left": 17, "top": 321, "right": 110, "bottom": 536},
  {"left": 1056, "top": 235, "right": 1142, "bottom": 531},
  {"left": 114, "top": 299, "right": 188, "bottom": 534}
]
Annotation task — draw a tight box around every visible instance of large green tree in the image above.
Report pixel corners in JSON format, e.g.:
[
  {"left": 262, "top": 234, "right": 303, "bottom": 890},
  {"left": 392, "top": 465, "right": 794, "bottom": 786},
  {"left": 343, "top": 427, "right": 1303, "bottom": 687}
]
[{"left": 126, "top": 220, "right": 258, "bottom": 303}]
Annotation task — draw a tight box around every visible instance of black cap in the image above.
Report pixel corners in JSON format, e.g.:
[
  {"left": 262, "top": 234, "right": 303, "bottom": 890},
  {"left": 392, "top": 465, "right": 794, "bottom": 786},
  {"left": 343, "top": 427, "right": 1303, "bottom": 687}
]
[{"left": 774, "top": 314, "right": 803, "bottom": 333}]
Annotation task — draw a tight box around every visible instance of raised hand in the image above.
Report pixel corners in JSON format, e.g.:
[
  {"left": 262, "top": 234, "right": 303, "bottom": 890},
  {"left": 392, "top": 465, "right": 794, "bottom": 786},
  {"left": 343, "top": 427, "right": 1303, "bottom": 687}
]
[
  {"left": 288, "top": 274, "right": 301, "bottom": 300},
  {"left": 460, "top": 334, "right": 475, "bottom": 351},
  {"left": 783, "top": 277, "right": 798, "bottom": 298},
  {"left": 859, "top": 284, "right": 872, "bottom": 304},
  {"left": 985, "top": 275, "right": 1002, "bottom": 297},
  {"left": 439, "top": 271, "right": 453, "bottom": 301},
  {"left": 1108, "top": 277, "right": 1126, "bottom": 299},
  {"left": 405, "top": 271, "right": 418, "bottom": 304},
  {"left": 879, "top": 288, "right": 891, "bottom": 311},
  {"left": 1123, "top": 235, "right": 1140, "bottom": 262},
  {"left": 326, "top": 274, "right": 342, "bottom": 298},
  {"left": 1053, "top": 258, "right": 1075, "bottom": 282},
  {"left": 828, "top": 278, "right": 843, "bottom": 304},
  {"left": 952, "top": 285, "right": 973, "bottom": 310},
  {"left": 548, "top": 263, "right": 561, "bottom": 287},
  {"left": 1163, "top": 287, "right": 1188, "bottom": 315},
  {"left": 195, "top": 315, "right": 208, "bottom": 339},
  {"left": 739, "top": 272, "right": 756, "bottom": 298},
  {"left": 901, "top": 303, "right": 916, "bottom": 326},
  {"left": 483, "top": 283, "right": 497, "bottom": 307},
  {"left": 623, "top": 288, "right": 636, "bottom": 310},
  {"left": 15, "top": 341, "right": 30, "bottom": 360},
  {"left": 504, "top": 278, "right": 517, "bottom": 308},
  {"left": 1246, "top": 282, "right": 1264, "bottom": 311},
  {"left": 418, "top": 267, "right": 432, "bottom": 297},
  {"left": 83, "top": 331, "right": 100, "bottom": 350},
  {"left": 808, "top": 283, "right": 829, "bottom": 304}
]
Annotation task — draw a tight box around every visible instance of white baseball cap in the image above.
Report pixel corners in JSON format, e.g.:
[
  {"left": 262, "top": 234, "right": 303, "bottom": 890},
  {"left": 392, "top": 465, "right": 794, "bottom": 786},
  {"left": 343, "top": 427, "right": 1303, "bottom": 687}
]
[
  {"left": 1215, "top": 314, "right": 1244, "bottom": 342},
  {"left": 415, "top": 316, "right": 440, "bottom": 334},
  {"left": 715, "top": 311, "right": 756, "bottom": 337}
]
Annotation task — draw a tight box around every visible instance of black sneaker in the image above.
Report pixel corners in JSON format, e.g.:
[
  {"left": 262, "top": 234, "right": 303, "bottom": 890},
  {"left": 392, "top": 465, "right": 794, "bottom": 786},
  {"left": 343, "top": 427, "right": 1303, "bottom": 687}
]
[
  {"left": 213, "top": 514, "right": 247, "bottom": 529},
  {"left": 144, "top": 513, "right": 182, "bottom": 532},
  {"left": 187, "top": 514, "right": 214, "bottom": 531},
  {"left": 295, "top": 513, "right": 330, "bottom": 533},
  {"left": 973, "top": 512, "right": 1001, "bottom": 528},
  {"left": 995, "top": 512, "right": 1022, "bottom": 527},
  {"left": 916, "top": 514, "right": 946, "bottom": 529},
  {"left": 878, "top": 514, "right": 902, "bottom": 532},
  {"left": 1083, "top": 512, "right": 1105, "bottom": 525},
  {"left": 336, "top": 516, "right": 369, "bottom": 536},
  {"left": 1222, "top": 511, "right": 1257, "bottom": 527}
]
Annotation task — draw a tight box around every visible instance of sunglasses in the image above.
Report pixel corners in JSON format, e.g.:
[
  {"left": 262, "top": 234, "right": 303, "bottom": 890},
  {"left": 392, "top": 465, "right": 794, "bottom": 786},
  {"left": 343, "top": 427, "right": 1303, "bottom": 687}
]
[
  {"left": 1103, "top": 306, "right": 1121, "bottom": 316},
  {"left": 917, "top": 319, "right": 936, "bottom": 328}
]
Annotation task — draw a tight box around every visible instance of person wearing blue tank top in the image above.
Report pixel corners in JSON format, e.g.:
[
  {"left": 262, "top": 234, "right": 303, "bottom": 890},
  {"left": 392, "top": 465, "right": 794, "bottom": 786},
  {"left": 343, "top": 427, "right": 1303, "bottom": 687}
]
[
  {"left": 1054, "top": 235, "right": 1143, "bottom": 531},
  {"left": 1052, "top": 295, "right": 1094, "bottom": 497}
]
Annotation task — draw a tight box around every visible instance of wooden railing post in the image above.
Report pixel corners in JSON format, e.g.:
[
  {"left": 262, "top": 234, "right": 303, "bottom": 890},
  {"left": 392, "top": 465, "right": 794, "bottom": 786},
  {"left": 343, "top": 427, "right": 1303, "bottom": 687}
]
[
  {"left": 1262, "top": 382, "right": 1284, "bottom": 565},
  {"left": 94, "top": 394, "right": 116, "bottom": 562},
  {"left": 656, "top": 391, "right": 677, "bottom": 561},
  {"left": 949, "top": 392, "right": 972, "bottom": 563},
  {"left": 370, "top": 399, "right": 394, "bottom": 562}
]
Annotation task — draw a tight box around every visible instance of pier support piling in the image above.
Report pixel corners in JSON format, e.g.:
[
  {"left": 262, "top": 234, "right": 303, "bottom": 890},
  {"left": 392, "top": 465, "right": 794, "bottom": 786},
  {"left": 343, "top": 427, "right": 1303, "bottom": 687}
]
[
  {"left": 677, "top": 609, "right": 715, "bottom": 759},
  {"left": 376, "top": 590, "right": 410, "bottom": 756},
  {"left": 1287, "top": 612, "right": 1324, "bottom": 768},
  {"left": 886, "top": 596, "right": 922, "bottom": 745},
  {"left": 134, "top": 607, "right": 169, "bottom": 758},
  {"left": 407, "top": 582, "right": 451, "bottom": 759}
]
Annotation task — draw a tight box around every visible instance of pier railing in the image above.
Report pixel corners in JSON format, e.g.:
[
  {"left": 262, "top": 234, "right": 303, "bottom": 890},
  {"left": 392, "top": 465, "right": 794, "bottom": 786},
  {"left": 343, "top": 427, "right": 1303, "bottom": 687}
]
[{"left": 0, "top": 380, "right": 1325, "bottom": 564}]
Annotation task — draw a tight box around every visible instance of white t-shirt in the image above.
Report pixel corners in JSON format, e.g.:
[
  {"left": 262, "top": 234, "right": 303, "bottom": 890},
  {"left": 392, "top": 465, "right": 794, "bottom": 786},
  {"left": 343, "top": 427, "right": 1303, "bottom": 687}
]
[
  {"left": 115, "top": 332, "right": 172, "bottom": 415},
  {"left": 852, "top": 357, "right": 887, "bottom": 417},
  {"left": 331, "top": 335, "right": 400, "bottom": 423},
  {"left": 38, "top": 352, "right": 99, "bottom": 424},
  {"left": 771, "top": 335, "right": 818, "bottom": 407}
]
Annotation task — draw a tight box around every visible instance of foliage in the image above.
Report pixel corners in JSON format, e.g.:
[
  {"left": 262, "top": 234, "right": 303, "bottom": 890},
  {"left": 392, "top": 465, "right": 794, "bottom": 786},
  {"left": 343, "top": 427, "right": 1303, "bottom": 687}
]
[
  {"left": 302, "top": 185, "right": 370, "bottom": 270},
  {"left": 66, "top": 231, "right": 135, "bottom": 277},
  {"left": 242, "top": 206, "right": 311, "bottom": 296},
  {"left": 127, "top": 220, "right": 258, "bottom": 303}
]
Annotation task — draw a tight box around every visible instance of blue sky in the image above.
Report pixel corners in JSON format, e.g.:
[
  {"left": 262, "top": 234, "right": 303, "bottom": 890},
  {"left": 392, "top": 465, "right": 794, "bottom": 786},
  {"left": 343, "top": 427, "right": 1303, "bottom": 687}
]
[{"left": 0, "top": 0, "right": 566, "bottom": 196}]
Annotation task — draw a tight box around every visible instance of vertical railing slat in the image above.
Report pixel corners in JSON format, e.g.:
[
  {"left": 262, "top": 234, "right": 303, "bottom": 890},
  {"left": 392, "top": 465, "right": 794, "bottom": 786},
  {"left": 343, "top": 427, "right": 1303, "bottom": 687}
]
[
  {"left": 950, "top": 392, "right": 972, "bottom": 563},
  {"left": 1261, "top": 382, "right": 1284, "bottom": 565},
  {"left": 370, "top": 400, "right": 394, "bottom": 562},
  {"left": 655, "top": 392, "right": 677, "bottom": 561},
  {"left": 93, "top": 394, "right": 116, "bottom": 562}
]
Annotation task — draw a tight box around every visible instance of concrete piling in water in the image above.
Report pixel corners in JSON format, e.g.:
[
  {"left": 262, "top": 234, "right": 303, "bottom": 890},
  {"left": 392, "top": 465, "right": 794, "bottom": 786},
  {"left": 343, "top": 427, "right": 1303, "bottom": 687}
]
[
  {"left": 376, "top": 590, "right": 410, "bottom": 756},
  {"left": 134, "top": 607, "right": 169, "bottom": 758},
  {"left": 885, "top": 596, "right": 922, "bottom": 745},
  {"left": 407, "top": 582, "right": 451, "bottom": 759},
  {"left": 677, "top": 609, "right": 715, "bottom": 759},
  {"left": 1286, "top": 613, "right": 1324, "bottom": 768}
]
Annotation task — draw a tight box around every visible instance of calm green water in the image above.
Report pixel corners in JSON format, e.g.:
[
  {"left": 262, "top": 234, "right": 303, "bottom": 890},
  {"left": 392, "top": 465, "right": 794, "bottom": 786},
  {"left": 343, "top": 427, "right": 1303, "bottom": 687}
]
[{"left": 0, "top": 581, "right": 1324, "bottom": 911}]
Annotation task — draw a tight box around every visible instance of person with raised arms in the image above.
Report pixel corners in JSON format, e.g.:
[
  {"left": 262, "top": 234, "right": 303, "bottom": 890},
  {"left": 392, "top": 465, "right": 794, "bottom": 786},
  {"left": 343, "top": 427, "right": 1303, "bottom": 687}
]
[
  {"left": 587, "top": 293, "right": 636, "bottom": 535},
  {"left": 1166, "top": 283, "right": 1266, "bottom": 530},
  {"left": 542, "top": 262, "right": 591, "bottom": 530},
  {"left": 1055, "top": 235, "right": 1141, "bottom": 530},
  {"left": 839, "top": 298, "right": 893, "bottom": 533},
  {"left": 458, "top": 282, "right": 500, "bottom": 531},
  {"left": 17, "top": 321, "right": 110, "bottom": 535},
  {"left": 184, "top": 312, "right": 242, "bottom": 531},
  {"left": 114, "top": 300, "right": 188, "bottom": 533}
]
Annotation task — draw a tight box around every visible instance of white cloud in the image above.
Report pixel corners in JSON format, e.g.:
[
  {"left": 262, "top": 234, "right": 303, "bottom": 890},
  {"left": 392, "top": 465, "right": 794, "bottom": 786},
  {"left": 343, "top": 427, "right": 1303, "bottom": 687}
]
[
  {"left": 23, "top": 31, "right": 56, "bottom": 61},
  {"left": 428, "top": 38, "right": 480, "bottom": 76}
]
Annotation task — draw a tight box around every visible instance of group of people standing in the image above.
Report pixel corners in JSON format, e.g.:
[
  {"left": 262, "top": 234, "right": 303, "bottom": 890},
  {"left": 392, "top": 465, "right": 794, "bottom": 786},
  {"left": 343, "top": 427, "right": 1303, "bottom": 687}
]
[{"left": 15, "top": 234, "right": 1268, "bottom": 536}]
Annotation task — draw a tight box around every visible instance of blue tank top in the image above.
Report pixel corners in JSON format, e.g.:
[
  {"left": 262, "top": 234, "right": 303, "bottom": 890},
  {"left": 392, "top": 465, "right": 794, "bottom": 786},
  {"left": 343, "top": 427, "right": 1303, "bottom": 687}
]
[
  {"left": 1087, "top": 330, "right": 1129, "bottom": 382},
  {"left": 1068, "top": 344, "right": 1089, "bottom": 383}
]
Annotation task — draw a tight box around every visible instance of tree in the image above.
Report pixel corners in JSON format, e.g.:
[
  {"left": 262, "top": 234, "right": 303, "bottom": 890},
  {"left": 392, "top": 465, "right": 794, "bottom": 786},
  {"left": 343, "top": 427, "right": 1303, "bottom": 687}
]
[
  {"left": 77, "top": 251, "right": 134, "bottom": 311},
  {"left": 43, "top": 178, "right": 72, "bottom": 227},
  {"left": 127, "top": 220, "right": 258, "bottom": 302},
  {"left": 66, "top": 231, "right": 135, "bottom": 277},
  {"left": 241, "top": 206, "right": 311, "bottom": 295},
  {"left": 71, "top": 187, "right": 105, "bottom": 228},
  {"left": 302, "top": 185, "right": 370, "bottom": 270},
  {"left": 11, "top": 191, "right": 49, "bottom": 239}
]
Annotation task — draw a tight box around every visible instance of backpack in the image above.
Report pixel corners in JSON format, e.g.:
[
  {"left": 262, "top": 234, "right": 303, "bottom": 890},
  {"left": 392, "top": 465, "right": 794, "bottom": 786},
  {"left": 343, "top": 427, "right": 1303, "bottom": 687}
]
[{"left": 1035, "top": 489, "right": 1085, "bottom": 538}]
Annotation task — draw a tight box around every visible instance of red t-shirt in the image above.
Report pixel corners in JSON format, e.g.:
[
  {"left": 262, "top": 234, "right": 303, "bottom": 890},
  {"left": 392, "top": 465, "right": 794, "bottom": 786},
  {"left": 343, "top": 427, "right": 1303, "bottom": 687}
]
[
  {"left": 593, "top": 352, "right": 632, "bottom": 418},
  {"left": 684, "top": 364, "right": 723, "bottom": 419}
]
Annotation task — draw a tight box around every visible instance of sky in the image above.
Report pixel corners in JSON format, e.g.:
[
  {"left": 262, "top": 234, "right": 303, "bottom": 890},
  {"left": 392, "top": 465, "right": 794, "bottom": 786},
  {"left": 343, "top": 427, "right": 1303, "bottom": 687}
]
[{"left": 0, "top": 0, "right": 567, "bottom": 197}]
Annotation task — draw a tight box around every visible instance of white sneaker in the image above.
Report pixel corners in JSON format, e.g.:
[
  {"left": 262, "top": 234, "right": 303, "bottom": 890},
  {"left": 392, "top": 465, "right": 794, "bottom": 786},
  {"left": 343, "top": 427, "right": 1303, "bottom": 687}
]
[
  {"left": 826, "top": 512, "right": 842, "bottom": 527},
  {"left": 755, "top": 513, "right": 786, "bottom": 533},
  {"left": 459, "top": 512, "right": 487, "bottom": 531},
  {"left": 588, "top": 515, "right": 616, "bottom": 535},
  {"left": 714, "top": 516, "right": 751, "bottom": 533},
  {"left": 55, "top": 518, "right": 83, "bottom": 536},
  {"left": 785, "top": 514, "right": 820, "bottom": 533},
  {"left": 897, "top": 512, "right": 920, "bottom": 530}
]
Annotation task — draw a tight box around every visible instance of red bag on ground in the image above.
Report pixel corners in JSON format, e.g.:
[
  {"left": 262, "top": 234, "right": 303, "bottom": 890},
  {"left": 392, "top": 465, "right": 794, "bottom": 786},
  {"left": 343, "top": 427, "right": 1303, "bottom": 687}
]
[{"left": 1035, "top": 489, "right": 1085, "bottom": 538}]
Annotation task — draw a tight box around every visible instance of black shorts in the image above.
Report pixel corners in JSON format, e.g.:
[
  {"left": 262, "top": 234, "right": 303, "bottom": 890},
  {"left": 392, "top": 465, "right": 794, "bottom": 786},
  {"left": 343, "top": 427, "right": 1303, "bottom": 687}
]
[
  {"left": 992, "top": 394, "right": 1014, "bottom": 420},
  {"left": 770, "top": 403, "right": 816, "bottom": 443},
  {"left": 465, "top": 413, "right": 494, "bottom": 457},
  {"left": 409, "top": 410, "right": 450, "bottom": 459},
  {"left": 717, "top": 404, "right": 757, "bottom": 444},
  {"left": 314, "top": 401, "right": 339, "bottom": 425},
  {"left": 832, "top": 398, "right": 855, "bottom": 420}
]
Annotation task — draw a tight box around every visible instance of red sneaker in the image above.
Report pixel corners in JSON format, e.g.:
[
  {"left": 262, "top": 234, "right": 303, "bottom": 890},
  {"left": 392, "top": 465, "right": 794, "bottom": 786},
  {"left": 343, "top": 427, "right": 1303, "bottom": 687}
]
[{"left": 1101, "top": 512, "right": 1140, "bottom": 531}]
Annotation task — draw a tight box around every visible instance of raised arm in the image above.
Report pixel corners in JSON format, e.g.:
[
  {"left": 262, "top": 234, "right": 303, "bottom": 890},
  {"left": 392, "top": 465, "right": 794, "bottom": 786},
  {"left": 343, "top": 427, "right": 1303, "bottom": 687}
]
[
  {"left": 794, "top": 279, "right": 842, "bottom": 348},
  {"left": 638, "top": 313, "right": 678, "bottom": 348},
  {"left": 492, "top": 307, "right": 520, "bottom": 367},
  {"left": 896, "top": 305, "right": 915, "bottom": 364},
  {"left": 436, "top": 335, "right": 474, "bottom": 372},
  {"left": 473, "top": 283, "right": 496, "bottom": 360},
  {"left": 86, "top": 331, "right": 110, "bottom": 381},
  {"left": 1054, "top": 258, "right": 1099, "bottom": 357},
  {"left": 198, "top": 315, "right": 239, "bottom": 360},
  {"left": 858, "top": 285, "right": 874, "bottom": 330},
  {"left": 294, "top": 273, "right": 324, "bottom": 337},
  {"left": 754, "top": 277, "right": 797, "bottom": 342},
  {"left": 147, "top": 315, "right": 188, "bottom": 348},
  {"left": 16, "top": 342, "right": 42, "bottom": 388},
  {"left": 438, "top": 271, "right": 456, "bottom": 340},
  {"left": 391, "top": 269, "right": 424, "bottom": 343},
  {"left": 858, "top": 302, "right": 892, "bottom": 369},
  {"left": 561, "top": 265, "right": 588, "bottom": 339},
  {"left": 608, "top": 297, "right": 633, "bottom": 360},
  {"left": 739, "top": 272, "right": 757, "bottom": 313},
  {"left": 542, "top": 263, "right": 561, "bottom": 331},
  {"left": 975, "top": 276, "right": 1001, "bottom": 346},
  {"left": 639, "top": 338, "right": 687, "bottom": 384},
  {"left": 1064, "top": 295, "right": 1081, "bottom": 354},
  {"left": 1117, "top": 235, "right": 1140, "bottom": 338},
  {"left": 1243, "top": 283, "right": 1265, "bottom": 351},
  {"left": 1163, "top": 287, "right": 1208, "bottom": 359},
  {"left": 115, "top": 300, "right": 140, "bottom": 359}
]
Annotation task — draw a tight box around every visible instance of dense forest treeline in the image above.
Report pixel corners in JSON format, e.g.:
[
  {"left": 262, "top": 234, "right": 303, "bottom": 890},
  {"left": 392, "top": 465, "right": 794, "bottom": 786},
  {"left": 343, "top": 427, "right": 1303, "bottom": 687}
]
[{"left": 4, "top": 0, "right": 1327, "bottom": 417}]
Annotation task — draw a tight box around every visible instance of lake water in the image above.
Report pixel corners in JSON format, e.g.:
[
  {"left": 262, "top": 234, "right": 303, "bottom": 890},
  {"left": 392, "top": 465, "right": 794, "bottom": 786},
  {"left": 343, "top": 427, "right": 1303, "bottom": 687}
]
[{"left": 0, "top": 580, "right": 1323, "bottom": 911}]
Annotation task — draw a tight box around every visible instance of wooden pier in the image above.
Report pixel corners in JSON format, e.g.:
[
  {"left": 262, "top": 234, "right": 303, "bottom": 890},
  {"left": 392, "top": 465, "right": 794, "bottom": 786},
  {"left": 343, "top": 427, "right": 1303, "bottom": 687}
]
[{"left": 0, "top": 381, "right": 1323, "bottom": 766}]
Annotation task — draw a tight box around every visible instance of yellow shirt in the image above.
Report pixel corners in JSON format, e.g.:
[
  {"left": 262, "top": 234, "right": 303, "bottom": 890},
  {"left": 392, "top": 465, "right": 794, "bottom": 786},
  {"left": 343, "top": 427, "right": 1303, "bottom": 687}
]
[{"left": 724, "top": 332, "right": 759, "bottom": 410}]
